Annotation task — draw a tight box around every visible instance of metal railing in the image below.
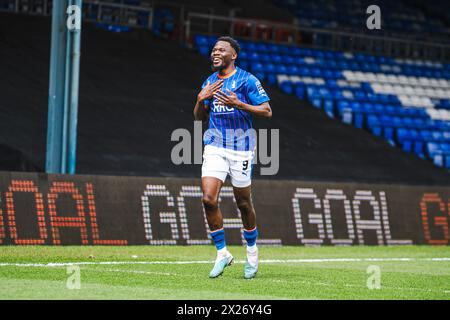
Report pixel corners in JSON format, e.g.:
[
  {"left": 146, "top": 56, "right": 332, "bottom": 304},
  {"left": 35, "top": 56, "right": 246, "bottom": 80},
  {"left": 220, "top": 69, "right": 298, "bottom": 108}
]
[
  {"left": 83, "top": 0, "right": 154, "bottom": 30},
  {"left": 0, "top": 0, "right": 156, "bottom": 29},
  {"left": 0, "top": 0, "right": 49, "bottom": 15},
  {"left": 2, "top": 1, "right": 449, "bottom": 61},
  {"left": 184, "top": 12, "right": 450, "bottom": 62},
  {"left": 0, "top": 0, "right": 228, "bottom": 41}
]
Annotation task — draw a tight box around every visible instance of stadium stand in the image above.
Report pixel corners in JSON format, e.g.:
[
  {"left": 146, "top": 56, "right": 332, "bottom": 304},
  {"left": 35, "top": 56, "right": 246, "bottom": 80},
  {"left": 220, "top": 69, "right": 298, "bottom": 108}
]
[
  {"left": 272, "top": 0, "right": 450, "bottom": 43},
  {"left": 193, "top": 34, "right": 450, "bottom": 170},
  {"left": 1, "top": 9, "right": 449, "bottom": 184}
]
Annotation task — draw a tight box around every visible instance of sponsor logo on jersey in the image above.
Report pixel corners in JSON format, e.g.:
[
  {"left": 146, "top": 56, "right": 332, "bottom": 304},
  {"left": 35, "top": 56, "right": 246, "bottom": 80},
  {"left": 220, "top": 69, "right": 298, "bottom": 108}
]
[
  {"left": 256, "top": 81, "right": 267, "bottom": 96},
  {"left": 212, "top": 100, "right": 234, "bottom": 113}
]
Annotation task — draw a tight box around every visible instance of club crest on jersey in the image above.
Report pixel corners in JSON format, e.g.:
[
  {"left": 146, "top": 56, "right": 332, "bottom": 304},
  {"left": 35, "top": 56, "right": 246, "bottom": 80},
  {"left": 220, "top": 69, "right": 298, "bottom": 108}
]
[
  {"left": 231, "top": 80, "right": 236, "bottom": 89},
  {"left": 212, "top": 100, "right": 234, "bottom": 113}
]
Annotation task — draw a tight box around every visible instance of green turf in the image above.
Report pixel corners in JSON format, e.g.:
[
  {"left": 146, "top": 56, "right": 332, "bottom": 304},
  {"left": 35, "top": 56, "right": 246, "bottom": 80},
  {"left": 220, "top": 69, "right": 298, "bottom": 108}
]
[{"left": 0, "top": 246, "right": 449, "bottom": 300}]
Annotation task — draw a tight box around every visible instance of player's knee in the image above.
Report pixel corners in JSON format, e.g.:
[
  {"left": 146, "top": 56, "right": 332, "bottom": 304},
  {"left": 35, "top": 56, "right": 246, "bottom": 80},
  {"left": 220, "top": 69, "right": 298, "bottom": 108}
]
[
  {"left": 237, "top": 199, "right": 253, "bottom": 215},
  {"left": 202, "top": 194, "right": 218, "bottom": 211}
]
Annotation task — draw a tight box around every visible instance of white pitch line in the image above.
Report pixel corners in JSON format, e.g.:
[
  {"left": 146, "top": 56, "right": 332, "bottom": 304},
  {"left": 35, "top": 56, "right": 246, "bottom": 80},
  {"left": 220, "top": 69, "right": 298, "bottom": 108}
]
[
  {"left": 0, "top": 261, "right": 213, "bottom": 268},
  {"left": 99, "top": 268, "right": 181, "bottom": 277},
  {"left": 0, "top": 257, "right": 449, "bottom": 268}
]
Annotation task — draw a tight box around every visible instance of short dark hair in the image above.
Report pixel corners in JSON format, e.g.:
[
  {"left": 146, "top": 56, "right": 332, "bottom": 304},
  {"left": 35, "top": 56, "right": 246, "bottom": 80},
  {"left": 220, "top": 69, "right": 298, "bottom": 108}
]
[{"left": 215, "top": 36, "right": 240, "bottom": 55}]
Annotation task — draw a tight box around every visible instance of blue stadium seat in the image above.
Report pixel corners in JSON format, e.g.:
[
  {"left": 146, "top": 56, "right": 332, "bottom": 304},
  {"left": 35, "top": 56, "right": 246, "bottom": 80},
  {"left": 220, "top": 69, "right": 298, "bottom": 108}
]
[
  {"left": 402, "top": 117, "right": 415, "bottom": 128},
  {"left": 311, "top": 98, "right": 323, "bottom": 109},
  {"left": 239, "top": 51, "right": 249, "bottom": 61},
  {"left": 292, "top": 47, "right": 303, "bottom": 56},
  {"left": 281, "top": 56, "right": 293, "bottom": 65},
  {"left": 194, "top": 34, "right": 209, "bottom": 47},
  {"left": 420, "top": 130, "right": 432, "bottom": 142},
  {"left": 384, "top": 127, "right": 395, "bottom": 142},
  {"left": 413, "top": 141, "right": 425, "bottom": 157},
  {"left": 275, "top": 64, "right": 288, "bottom": 74},
  {"left": 307, "top": 87, "right": 321, "bottom": 99},
  {"left": 329, "top": 60, "right": 340, "bottom": 69},
  {"left": 442, "top": 143, "right": 450, "bottom": 153},
  {"left": 426, "top": 142, "right": 442, "bottom": 157},
  {"left": 337, "top": 100, "right": 349, "bottom": 115},
  {"left": 354, "top": 90, "right": 366, "bottom": 101},
  {"left": 413, "top": 118, "right": 426, "bottom": 129},
  {"left": 326, "top": 79, "right": 338, "bottom": 88},
  {"left": 286, "top": 65, "right": 299, "bottom": 75},
  {"left": 380, "top": 115, "right": 394, "bottom": 127},
  {"left": 193, "top": 33, "right": 450, "bottom": 169},
  {"left": 277, "top": 45, "right": 290, "bottom": 55},
  {"left": 310, "top": 68, "right": 323, "bottom": 77},
  {"left": 238, "top": 60, "right": 249, "bottom": 70},
  {"left": 267, "top": 44, "right": 279, "bottom": 54},
  {"left": 294, "top": 57, "right": 306, "bottom": 65},
  {"left": 270, "top": 54, "right": 283, "bottom": 64},
  {"left": 324, "top": 100, "right": 335, "bottom": 117},
  {"left": 319, "top": 87, "right": 332, "bottom": 100},
  {"left": 431, "top": 131, "right": 444, "bottom": 142},
  {"left": 397, "top": 128, "right": 410, "bottom": 142},
  {"left": 369, "top": 126, "right": 382, "bottom": 137},
  {"left": 265, "top": 63, "right": 276, "bottom": 74},
  {"left": 249, "top": 52, "right": 261, "bottom": 62},
  {"left": 361, "top": 102, "right": 373, "bottom": 114},
  {"left": 251, "top": 62, "right": 264, "bottom": 74},
  {"left": 259, "top": 53, "right": 271, "bottom": 63},
  {"left": 295, "top": 84, "right": 305, "bottom": 100},
  {"left": 443, "top": 131, "right": 450, "bottom": 141},
  {"left": 333, "top": 70, "right": 342, "bottom": 78},
  {"left": 207, "top": 36, "right": 218, "bottom": 46},
  {"left": 322, "top": 70, "right": 335, "bottom": 79},
  {"left": 392, "top": 117, "right": 404, "bottom": 128},
  {"left": 267, "top": 73, "right": 277, "bottom": 85},
  {"left": 298, "top": 67, "right": 311, "bottom": 77},
  {"left": 256, "top": 43, "right": 268, "bottom": 53},
  {"left": 246, "top": 42, "right": 257, "bottom": 52},
  {"left": 280, "top": 82, "right": 293, "bottom": 95},
  {"left": 445, "top": 156, "right": 450, "bottom": 168},
  {"left": 198, "top": 46, "right": 210, "bottom": 56}
]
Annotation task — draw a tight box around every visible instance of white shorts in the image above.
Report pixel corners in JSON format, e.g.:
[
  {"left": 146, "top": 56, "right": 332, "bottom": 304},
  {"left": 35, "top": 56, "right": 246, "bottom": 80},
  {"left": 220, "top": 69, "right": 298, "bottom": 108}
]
[{"left": 202, "top": 145, "right": 254, "bottom": 188}]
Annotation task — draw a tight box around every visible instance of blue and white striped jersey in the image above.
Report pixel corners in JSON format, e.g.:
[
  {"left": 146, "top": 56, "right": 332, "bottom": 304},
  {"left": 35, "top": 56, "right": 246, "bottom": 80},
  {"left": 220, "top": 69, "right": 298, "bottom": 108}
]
[{"left": 202, "top": 67, "right": 270, "bottom": 152}]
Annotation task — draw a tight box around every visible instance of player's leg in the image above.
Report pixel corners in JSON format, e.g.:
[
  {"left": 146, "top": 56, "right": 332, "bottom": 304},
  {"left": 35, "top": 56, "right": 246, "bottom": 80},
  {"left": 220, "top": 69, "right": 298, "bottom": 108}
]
[
  {"left": 202, "top": 176, "right": 224, "bottom": 230},
  {"left": 229, "top": 157, "right": 259, "bottom": 279},
  {"left": 233, "top": 185, "right": 256, "bottom": 230},
  {"left": 233, "top": 185, "right": 259, "bottom": 279},
  {"left": 202, "top": 177, "right": 234, "bottom": 278},
  {"left": 201, "top": 149, "right": 234, "bottom": 278}
]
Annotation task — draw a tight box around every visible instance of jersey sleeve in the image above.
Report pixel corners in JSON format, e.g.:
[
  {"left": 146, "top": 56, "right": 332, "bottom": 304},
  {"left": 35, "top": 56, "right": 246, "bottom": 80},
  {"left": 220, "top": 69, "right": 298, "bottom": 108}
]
[
  {"left": 201, "top": 78, "right": 211, "bottom": 107},
  {"left": 246, "top": 75, "right": 270, "bottom": 106}
]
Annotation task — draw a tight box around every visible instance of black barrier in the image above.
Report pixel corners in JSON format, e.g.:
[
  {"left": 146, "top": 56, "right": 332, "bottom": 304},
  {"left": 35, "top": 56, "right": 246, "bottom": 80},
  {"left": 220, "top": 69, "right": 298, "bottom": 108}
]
[{"left": 0, "top": 171, "right": 448, "bottom": 245}]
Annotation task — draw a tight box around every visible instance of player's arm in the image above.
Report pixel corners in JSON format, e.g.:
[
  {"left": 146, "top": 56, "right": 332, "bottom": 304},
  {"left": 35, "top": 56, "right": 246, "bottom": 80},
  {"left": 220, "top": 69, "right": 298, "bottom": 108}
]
[
  {"left": 236, "top": 100, "right": 272, "bottom": 119},
  {"left": 193, "top": 100, "right": 209, "bottom": 122},
  {"left": 214, "top": 90, "right": 272, "bottom": 119},
  {"left": 194, "top": 79, "right": 223, "bottom": 121}
]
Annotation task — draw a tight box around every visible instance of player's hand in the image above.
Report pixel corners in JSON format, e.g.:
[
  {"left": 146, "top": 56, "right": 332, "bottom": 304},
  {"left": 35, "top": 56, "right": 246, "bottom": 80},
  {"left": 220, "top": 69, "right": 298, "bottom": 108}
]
[
  {"left": 197, "top": 80, "right": 223, "bottom": 102},
  {"left": 214, "top": 89, "right": 242, "bottom": 109}
]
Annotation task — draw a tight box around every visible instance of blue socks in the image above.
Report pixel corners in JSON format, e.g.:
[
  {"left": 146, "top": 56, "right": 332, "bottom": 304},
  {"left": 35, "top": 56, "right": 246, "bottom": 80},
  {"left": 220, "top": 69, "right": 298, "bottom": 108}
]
[
  {"left": 210, "top": 227, "right": 258, "bottom": 250},
  {"left": 210, "top": 228, "right": 226, "bottom": 250},
  {"left": 243, "top": 227, "right": 258, "bottom": 247}
]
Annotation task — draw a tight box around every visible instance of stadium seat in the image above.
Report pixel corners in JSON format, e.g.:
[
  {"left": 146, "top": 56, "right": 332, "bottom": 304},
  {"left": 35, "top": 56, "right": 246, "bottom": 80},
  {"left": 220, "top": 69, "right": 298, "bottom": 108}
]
[
  {"left": 191, "top": 33, "right": 450, "bottom": 170},
  {"left": 445, "top": 156, "right": 450, "bottom": 168},
  {"left": 194, "top": 34, "right": 209, "bottom": 47},
  {"left": 280, "top": 81, "right": 293, "bottom": 95},
  {"left": 295, "top": 84, "right": 305, "bottom": 100}
]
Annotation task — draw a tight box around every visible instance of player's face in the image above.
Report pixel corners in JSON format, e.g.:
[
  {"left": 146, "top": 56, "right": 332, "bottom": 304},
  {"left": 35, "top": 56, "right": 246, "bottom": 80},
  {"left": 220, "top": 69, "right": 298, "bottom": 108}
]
[{"left": 210, "top": 41, "right": 236, "bottom": 71}]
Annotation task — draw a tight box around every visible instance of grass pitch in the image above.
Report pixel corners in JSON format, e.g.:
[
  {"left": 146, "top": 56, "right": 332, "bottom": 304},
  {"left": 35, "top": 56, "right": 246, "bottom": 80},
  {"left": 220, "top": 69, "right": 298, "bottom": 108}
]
[{"left": 0, "top": 245, "right": 449, "bottom": 300}]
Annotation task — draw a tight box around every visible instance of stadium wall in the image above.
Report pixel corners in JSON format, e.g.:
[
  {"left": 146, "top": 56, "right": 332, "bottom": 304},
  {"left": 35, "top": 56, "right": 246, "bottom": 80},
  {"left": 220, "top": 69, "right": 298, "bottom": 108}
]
[{"left": 0, "top": 171, "right": 448, "bottom": 246}]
